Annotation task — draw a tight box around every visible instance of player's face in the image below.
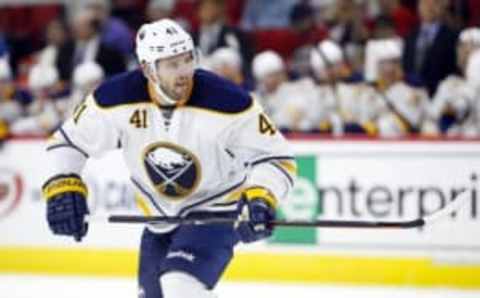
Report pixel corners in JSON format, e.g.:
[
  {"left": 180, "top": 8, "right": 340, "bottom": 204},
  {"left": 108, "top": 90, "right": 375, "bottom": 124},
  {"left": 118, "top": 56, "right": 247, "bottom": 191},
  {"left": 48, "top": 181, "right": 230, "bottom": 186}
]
[
  {"left": 457, "top": 42, "right": 476, "bottom": 71},
  {"left": 378, "top": 59, "right": 402, "bottom": 83},
  {"left": 262, "top": 70, "right": 287, "bottom": 94},
  {"left": 155, "top": 52, "right": 195, "bottom": 101}
]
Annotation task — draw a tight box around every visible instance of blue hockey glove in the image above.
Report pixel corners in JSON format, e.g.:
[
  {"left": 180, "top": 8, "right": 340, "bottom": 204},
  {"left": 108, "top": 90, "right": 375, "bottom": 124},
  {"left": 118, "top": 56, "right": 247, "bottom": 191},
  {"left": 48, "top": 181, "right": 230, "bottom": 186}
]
[
  {"left": 235, "top": 187, "right": 277, "bottom": 243},
  {"left": 42, "top": 174, "right": 89, "bottom": 242}
]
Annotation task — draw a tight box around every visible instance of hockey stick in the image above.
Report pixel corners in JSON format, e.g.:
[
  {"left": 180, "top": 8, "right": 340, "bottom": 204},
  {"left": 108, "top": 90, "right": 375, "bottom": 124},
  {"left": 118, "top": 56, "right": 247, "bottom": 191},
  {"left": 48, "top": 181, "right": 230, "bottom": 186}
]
[
  {"left": 101, "top": 191, "right": 470, "bottom": 229},
  {"left": 107, "top": 214, "right": 423, "bottom": 228}
]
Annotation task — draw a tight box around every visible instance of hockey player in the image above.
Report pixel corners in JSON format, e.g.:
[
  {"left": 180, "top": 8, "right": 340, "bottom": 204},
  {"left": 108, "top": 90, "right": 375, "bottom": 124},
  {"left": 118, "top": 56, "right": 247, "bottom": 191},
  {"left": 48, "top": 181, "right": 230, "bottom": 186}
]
[
  {"left": 41, "top": 19, "right": 296, "bottom": 298},
  {"left": 207, "top": 47, "right": 252, "bottom": 90},
  {"left": 62, "top": 61, "right": 105, "bottom": 117},
  {"left": 309, "top": 40, "right": 371, "bottom": 135},
  {"left": 0, "top": 57, "right": 32, "bottom": 139},
  {"left": 425, "top": 27, "right": 480, "bottom": 137},
  {"left": 365, "top": 38, "right": 430, "bottom": 137},
  {"left": 9, "top": 64, "right": 65, "bottom": 135},
  {"left": 252, "top": 50, "right": 328, "bottom": 132},
  {"left": 251, "top": 50, "right": 288, "bottom": 115}
]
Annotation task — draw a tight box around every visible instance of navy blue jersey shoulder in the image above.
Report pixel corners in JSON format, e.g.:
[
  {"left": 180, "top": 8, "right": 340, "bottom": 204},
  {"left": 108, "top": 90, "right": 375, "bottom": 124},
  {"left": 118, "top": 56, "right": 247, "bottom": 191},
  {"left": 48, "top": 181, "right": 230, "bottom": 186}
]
[
  {"left": 93, "top": 69, "right": 150, "bottom": 107},
  {"left": 187, "top": 69, "right": 252, "bottom": 113}
]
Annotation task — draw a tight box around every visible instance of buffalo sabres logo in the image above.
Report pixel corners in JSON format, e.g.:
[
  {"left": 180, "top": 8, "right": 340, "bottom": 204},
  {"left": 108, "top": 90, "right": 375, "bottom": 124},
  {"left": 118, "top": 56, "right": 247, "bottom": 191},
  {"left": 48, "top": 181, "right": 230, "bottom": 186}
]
[{"left": 143, "top": 142, "right": 200, "bottom": 200}]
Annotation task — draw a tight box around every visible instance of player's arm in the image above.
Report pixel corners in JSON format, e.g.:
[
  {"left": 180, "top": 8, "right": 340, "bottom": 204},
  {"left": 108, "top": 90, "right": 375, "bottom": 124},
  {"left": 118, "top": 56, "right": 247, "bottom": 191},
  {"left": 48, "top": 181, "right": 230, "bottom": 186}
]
[
  {"left": 42, "top": 94, "right": 120, "bottom": 241},
  {"left": 226, "top": 99, "right": 296, "bottom": 243}
]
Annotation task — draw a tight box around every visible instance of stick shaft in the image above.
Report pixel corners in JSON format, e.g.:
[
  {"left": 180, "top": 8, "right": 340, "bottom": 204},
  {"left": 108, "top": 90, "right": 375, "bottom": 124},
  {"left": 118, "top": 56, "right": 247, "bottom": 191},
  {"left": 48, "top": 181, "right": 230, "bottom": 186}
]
[
  {"left": 107, "top": 215, "right": 424, "bottom": 228},
  {"left": 104, "top": 191, "right": 470, "bottom": 229}
]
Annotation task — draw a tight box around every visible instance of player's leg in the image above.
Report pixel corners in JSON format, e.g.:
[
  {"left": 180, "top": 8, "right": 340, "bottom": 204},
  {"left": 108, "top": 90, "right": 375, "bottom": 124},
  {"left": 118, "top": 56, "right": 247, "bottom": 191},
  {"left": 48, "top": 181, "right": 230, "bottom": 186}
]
[
  {"left": 138, "top": 227, "right": 171, "bottom": 298},
  {"left": 159, "top": 214, "right": 239, "bottom": 297}
]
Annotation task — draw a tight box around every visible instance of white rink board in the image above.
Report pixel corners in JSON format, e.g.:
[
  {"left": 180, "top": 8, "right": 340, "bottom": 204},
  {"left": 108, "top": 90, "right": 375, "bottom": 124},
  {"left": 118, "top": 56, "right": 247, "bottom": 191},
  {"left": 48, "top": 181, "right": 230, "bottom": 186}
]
[
  {"left": 291, "top": 140, "right": 480, "bottom": 263},
  {"left": 0, "top": 139, "right": 479, "bottom": 262}
]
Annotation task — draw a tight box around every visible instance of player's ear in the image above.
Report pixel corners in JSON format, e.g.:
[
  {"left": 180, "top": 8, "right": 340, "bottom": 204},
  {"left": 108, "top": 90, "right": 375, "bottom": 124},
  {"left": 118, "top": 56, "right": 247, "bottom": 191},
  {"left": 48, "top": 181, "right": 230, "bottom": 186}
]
[{"left": 140, "top": 62, "right": 154, "bottom": 81}]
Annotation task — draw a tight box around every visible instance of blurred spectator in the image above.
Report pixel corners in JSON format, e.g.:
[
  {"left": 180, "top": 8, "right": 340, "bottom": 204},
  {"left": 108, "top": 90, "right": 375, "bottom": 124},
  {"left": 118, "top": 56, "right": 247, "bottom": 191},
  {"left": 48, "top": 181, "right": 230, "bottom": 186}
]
[
  {"left": 289, "top": 1, "right": 328, "bottom": 46},
  {"left": 0, "top": 33, "right": 8, "bottom": 56},
  {"left": 110, "top": 0, "right": 146, "bottom": 30},
  {"left": 57, "top": 10, "right": 126, "bottom": 81},
  {"left": 289, "top": 45, "right": 315, "bottom": 79},
  {"left": 287, "top": 0, "right": 330, "bottom": 68},
  {"left": 0, "top": 4, "right": 63, "bottom": 77},
  {"left": 365, "top": 38, "right": 430, "bottom": 137},
  {"left": 371, "top": 16, "right": 398, "bottom": 39},
  {"left": 445, "top": 0, "right": 471, "bottom": 31},
  {"left": 0, "top": 56, "right": 32, "bottom": 133},
  {"left": 240, "top": 0, "right": 299, "bottom": 30},
  {"left": 328, "top": 0, "right": 369, "bottom": 47},
  {"left": 9, "top": 64, "right": 64, "bottom": 135},
  {"left": 253, "top": 50, "right": 321, "bottom": 132},
  {"left": 252, "top": 50, "right": 288, "bottom": 115},
  {"left": 310, "top": 39, "right": 376, "bottom": 135},
  {"left": 425, "top": 28, "right": 480, "bottom": 137},
  {"left": 85, "top": 0, "right": 134, "bottom": 57},
  {"left": 252, "top": 51, "right": 287, "bottom": 100},
  {"left": 327, "top": 0, "right": 369, "bottom": 76},
  {"left": 145, "top": 0, "right": 191, "bottom": 32},
  {"left": 208, "top": 47, "right": 252, "bottom": 90},
  {"left": 374, "top": 0, "right": 417, "bottom": 37},
  {"left": 402, "top": 0, "right": 458, "bottom": 96},
  {"left": 36, "top": 19, "right": 70, "bottom": 70},
  {"left": 60, "top": 61, "right": 105, "bottom": 118},
  {"left": 145, "top": 0, "right": 176, "bottom": 23},
  {"left": 310, "top": 40, "right": 357, "bottom": 84},
  {"left": 192, "top": 0, "right": 254, "bottom": 77}
]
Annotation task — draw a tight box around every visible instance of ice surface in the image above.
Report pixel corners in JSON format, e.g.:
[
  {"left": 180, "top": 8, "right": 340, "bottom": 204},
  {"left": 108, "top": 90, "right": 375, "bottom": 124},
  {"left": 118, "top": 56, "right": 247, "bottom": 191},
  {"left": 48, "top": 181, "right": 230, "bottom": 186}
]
[{"left": 0, "top": 275, "right": 479, "bottom": 298}]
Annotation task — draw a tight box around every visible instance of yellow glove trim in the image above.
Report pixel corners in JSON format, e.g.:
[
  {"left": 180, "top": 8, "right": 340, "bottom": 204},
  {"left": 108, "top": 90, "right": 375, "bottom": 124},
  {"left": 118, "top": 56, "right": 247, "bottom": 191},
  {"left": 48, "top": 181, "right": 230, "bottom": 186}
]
[
  {"left": 43, "top": 177, "right": 88, "bottom": 201},
  {"left": 243, "top": 186, "right": 278, "bottom": 209}
]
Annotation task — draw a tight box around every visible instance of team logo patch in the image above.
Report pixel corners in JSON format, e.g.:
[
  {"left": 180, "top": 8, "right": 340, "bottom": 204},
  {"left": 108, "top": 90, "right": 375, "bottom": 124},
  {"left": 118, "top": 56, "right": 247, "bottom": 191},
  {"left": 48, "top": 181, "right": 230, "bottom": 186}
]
[
  {"left": 143, "top": 142, "right": 200, "bottom": 200},
  {"left": 0, "top": 169, "right": 23, "bottom": 220}
]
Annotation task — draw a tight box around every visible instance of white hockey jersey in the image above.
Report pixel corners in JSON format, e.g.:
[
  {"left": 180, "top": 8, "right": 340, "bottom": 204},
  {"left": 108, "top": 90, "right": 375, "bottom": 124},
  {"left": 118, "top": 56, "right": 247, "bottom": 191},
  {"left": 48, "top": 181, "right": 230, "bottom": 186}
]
[
  {"left": 255, "top": 78, "right": 342, "bottom": 133},
  {"left": 46, "top": 69, "right": 296, "bottom": 232},
  {"left": 334, "top": 82, "right": 384, "bottom": 124},
  {"left": 374, "top": 82, "right": 430, "bottom": 137},
  {"left": 426, "top": 75, "right": 480, "bottom": 137}
]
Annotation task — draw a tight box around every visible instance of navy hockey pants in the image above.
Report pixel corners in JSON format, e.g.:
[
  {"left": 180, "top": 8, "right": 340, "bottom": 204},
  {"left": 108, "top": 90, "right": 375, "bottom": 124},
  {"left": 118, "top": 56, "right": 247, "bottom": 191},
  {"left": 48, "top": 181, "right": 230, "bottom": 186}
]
[{"left": 138, "top": 219, "right": 239, "bottom": 298}]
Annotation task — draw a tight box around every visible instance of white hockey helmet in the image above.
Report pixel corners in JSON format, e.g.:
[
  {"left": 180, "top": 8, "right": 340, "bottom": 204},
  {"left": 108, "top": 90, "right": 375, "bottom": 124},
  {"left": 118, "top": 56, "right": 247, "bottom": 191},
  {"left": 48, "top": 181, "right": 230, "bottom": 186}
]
[
  {"left": 136, "top": 19, "right": 195, "bottom": 104},
  {"left": 364, "top": 38, "right": 403, "bottom": 82},
  {"left": 208, "top": 47, "right": 242, "bottom": 70},
  {"left": 28, "top": 64, "right": 59, "bottom": 91},
  {"left": 252, "top": 50, "right": 285, "bottom": 81},
  {"left": 310, "top": 40, "right": 343, "bottom": 72},
  {"left": 73, "top": 62, "right": 105, "bottom": 88},
  {"left": 459, "top": 27, "right": 480, "bottom": 46},
  {"left": 136, "top": 18, "right": 194, "bottom": 65}
]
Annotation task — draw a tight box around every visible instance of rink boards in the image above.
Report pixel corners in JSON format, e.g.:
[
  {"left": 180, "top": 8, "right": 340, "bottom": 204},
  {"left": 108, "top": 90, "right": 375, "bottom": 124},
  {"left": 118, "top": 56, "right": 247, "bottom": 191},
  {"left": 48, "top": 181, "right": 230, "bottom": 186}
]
[{"left": 0, "top": 138, "right": 479, "bottom": 288}]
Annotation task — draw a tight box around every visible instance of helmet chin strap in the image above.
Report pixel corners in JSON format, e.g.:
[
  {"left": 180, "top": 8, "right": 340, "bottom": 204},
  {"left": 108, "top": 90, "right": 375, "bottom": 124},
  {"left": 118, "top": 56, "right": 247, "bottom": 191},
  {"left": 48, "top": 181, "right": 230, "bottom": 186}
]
[
  {"left": 151, "top": 81, "right": 178, "bottom": 106},
  {"left": 147, "top": 63, "right": 178, "bottom": 106}
]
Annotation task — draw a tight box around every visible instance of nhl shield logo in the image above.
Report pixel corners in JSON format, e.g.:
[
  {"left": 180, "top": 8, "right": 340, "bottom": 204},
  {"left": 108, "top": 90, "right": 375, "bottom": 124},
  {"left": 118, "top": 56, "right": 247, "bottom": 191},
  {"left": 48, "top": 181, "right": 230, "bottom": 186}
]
[{"left": 143, "top": 142, "right": 200, "bottom": 200}]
